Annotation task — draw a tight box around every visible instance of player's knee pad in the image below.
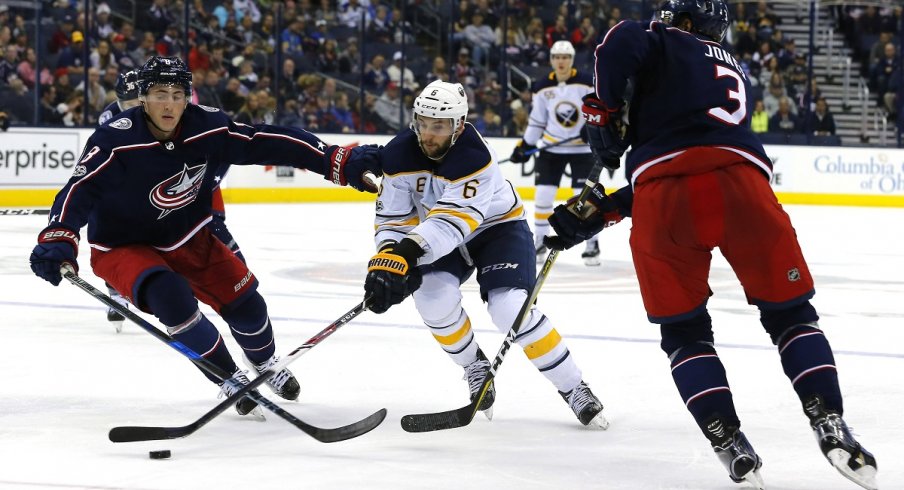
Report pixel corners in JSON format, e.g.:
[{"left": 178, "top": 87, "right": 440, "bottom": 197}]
[
  {"left": 486, "top": 287, "right": 528, "bottom": 331},
  {"left": 413, "top": 271, "right": 463, "bottom": 327},
  {"left": 759, "top": 301, "right": 819, "bottom": 344},
  {"left": 659, "top": 311, "right": 714, "bottom": 357},
  {"left": 220, "top": 290, "right": 268, "bottom": 335},
  {"left": 139, "top": 271, "right": 200, "bottom": 328}
]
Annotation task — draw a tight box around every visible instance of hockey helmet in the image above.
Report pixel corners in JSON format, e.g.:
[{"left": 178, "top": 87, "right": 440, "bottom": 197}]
[
  {"left": 138, "top": 56, "right": 192, "bottom": 97},
  {"left": 550, "top": 40, "right": 575, "bottom": 59},
  {"left": 114, "top": 69, "right": 140, "bottom": 101},
  {"left": 658, "top": 0, "right": 730, "bottom": 43},
  {"left": 412, "top": 80, "right": 469, "bottom": 143}
]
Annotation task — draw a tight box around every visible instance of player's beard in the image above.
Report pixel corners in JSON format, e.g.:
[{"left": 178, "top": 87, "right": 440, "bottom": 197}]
[{"left": 418, "top": 136, "right": 452, "bottom": 160}]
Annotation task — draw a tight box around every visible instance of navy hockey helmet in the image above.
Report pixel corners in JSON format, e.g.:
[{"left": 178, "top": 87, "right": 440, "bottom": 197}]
[
  {"left": 114, "top": 69, "right": 140, "bottom": 101},
  {"left": 138, "top": 56, "right": 192, "bottom": 97},
  {"left": 658, "top": 0, "right": 730, "bottom": 43}
]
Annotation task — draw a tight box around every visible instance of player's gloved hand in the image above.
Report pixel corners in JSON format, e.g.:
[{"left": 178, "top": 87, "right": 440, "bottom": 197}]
[
  {"left": 508, "top": 140, "right": 536, "bottom": 164},
  {"left": 365, "top": 238, "right": 424, "bottom": 314},
  {"left": 30, "top": 224, "right": 80, "bottom": 286},
  {"left": 581, "top": 94, "right": 628, "bottom": 170},
  {"left": 324, "top": 144, "right": 382, "bottom": 193},
  {"left": 579, "top": 125, "right": 589, "bottom": 143},
  {"left": 544, "top": 184, "right": 624, "bottom": 251}
]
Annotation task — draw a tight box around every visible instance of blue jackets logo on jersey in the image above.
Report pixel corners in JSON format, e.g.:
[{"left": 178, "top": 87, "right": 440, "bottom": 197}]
[{"left": 149, "top": 163, "right": 207, "bottom": 219}]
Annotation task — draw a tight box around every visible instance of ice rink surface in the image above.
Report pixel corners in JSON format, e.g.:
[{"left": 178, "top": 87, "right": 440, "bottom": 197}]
[{"left": 0, "top": 202, "right": 901, "bottom": 490}]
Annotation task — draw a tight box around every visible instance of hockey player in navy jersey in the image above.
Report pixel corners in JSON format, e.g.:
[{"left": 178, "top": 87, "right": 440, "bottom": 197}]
[
  {"left": 98, "top": 69, "right": 143, "bottom": 331},
  {"left": 545, "top": 2, "right": 877, "bottom": 489},
  {"left": 29, "top": 56, "right": 380, "bottom": 416},
  {"left": 508, "top": 41, "right": 601, "bottom": 266},
  {"left": 361, "top": 80, "right": 608, "bottom": 428}
]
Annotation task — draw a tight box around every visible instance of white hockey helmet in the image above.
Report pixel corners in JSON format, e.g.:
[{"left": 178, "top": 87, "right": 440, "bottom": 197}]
[
  {"left": 550, "top": 40, "right": 575, "bottom": 60},
  {"left": 411, "top": 80, "right": 469, "bottom": 148}
]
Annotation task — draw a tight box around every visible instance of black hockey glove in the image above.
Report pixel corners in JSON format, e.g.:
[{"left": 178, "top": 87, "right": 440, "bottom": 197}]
[
  {"left": 508, "top": 140, "right": 537, "bottom": 164},
  {"left": 581, "top": 94, "right": 628, "bottom": 170},
  {"left": 365, "top": 238, "right": 424, "bottom": 314},
  {"left": 544, "top": 184, "right": 625, "bottom": 251},
  {"left": 30, "top": 224, "right": 80, "bottom": 286},
  {"left": 324, "top": 144, "right": 382, "bottom": 193}
]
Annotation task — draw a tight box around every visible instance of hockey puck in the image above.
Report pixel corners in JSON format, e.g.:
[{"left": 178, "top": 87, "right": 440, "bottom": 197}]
[{"left": 148, "top": 450, "right": 171, "bottom": 459}]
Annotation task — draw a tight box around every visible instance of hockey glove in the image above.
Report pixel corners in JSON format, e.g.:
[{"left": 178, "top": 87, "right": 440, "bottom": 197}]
[
  {"left": 365, "top": 238, "right": 424, "bottom": 314},
  {"left": 30, "top": 224, "right": 80, "bottom": 286},
  {"left": 544, "top": 184, "right": 624, "bottom": 251},
  {"left": 508, "top": 140, "right": 537, "bottom": 164},
  {"left": 581, "top": 94, "right": 628, "bottom": 170},
  {"left": 324, "top": 144, "right": 382, "bottom": 193}
]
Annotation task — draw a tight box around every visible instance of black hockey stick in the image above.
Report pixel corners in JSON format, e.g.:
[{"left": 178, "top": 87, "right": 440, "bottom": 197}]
[
  {"left": 497, "top": 136, "right": 581, "bottom": 164},
  {"left": 400, "top": 163, "right": 606, "bottom": 433},
  {"left": 0, "top": 208, "right": 50, "bottom": 216},
  {"left": 63, "top": 270, "right": 385, "bottom": 443}
]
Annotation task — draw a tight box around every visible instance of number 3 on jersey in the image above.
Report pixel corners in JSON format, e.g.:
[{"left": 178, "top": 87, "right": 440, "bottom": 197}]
[{"left": 708, "top": 65, "right": 747, "bottom": 126}]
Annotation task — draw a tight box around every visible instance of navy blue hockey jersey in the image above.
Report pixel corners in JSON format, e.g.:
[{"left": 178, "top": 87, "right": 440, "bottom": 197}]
[
  {"left": 593, "top": 21, "right": 771, "bottom": 184},
  {"left": 49, "top": 104, "right": 331, "bottom": 250},
  {"left": 97, "top": 101, "right": 122, "bottom": 126}
]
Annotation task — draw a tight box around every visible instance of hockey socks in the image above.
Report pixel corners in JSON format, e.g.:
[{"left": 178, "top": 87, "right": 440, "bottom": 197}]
[
  {"left": 669, "top": 342, "right": 740, "bottom": 434},
  {"left": 171, "top": 314, "right": 238, "bottom": 384},
  {"left": 221, "top": 291, "right": 277, "bottom": 365},
  {"left": 777, "top": 323, "right": 843, "bottom": 413}
]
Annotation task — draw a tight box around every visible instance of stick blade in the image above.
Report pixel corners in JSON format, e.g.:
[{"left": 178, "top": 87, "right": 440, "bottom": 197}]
[
  {"left": 400, "top": 404, "right": 476, "bottom": 433},
  {"left": 109, "top": 425, "right": 191, "bottom": 443},
  {"left": 307, "top": 408, "right": 388, "bottom": 443}
]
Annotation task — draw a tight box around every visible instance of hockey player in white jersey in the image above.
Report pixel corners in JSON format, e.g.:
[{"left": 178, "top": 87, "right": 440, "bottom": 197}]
[
  {"left": 362, "top": 80, "right": 608, "bottom": 428},
  {"left": 508, "top": 41, "right": 600, "bottom": 265}
]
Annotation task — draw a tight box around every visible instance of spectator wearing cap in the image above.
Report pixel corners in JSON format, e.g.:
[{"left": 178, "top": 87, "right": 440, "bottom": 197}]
[
  {"left": 49, "top": 14, "right": 76, "bottom": 54},
  {"left": 453, "top": 47, "right": 479, "bottom": 88},
  {"left": 56, "top": 31, "right": 86, "bottom": 74},
  {"left": 362, "top": 53, "right": 389, "bottom": 93},
  {"left": 387, "top": 50, "right": 419, "bottom": 93},
  {"left": 111, "top": 34, "right": 136, "bottom": 69},
  {"left": 94, "top": 3, "right": 115, "bottom": 41},
  {"left": 310, "top": 18, "right": 331, "bottom": 45},
  {"left": 374, "top": 81, "right": 409, "bottom": 131}
]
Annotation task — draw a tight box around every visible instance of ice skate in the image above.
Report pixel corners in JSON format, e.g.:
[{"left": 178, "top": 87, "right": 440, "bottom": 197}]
[
  {"left": 463, "top": 349, "right": 495, "bottom": 419},
  {"left": 218, "top": 369, "right": 265, "bottom": 419},
  {"left": 245, "top": 354, "right": 300, "bottom": 401},
  {"left": 581, "top": 240, "right": 601, "bottom": 266},
  {"left": 708, "top": 420, "right": 765, "bottom": 490},
  {"left": 106, "top": 285, "right": 129, "bottom": 333},
  {"left": 559, "top": 380, "right": 609, "bottom": 429},
  {"left": 805, "top": 396, "right": 878, "bottom": 490}
]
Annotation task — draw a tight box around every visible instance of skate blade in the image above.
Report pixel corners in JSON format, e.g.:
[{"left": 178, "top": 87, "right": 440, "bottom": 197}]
[
  {"left": 112, "top": 321, "right": 124, "bottom": 333},
  {"left": 481, "top": 406, "right": 494, "bottom": 421},
  {"left": 827, "top": 449, "right": 878, "bottom": 490},
  {"left": 743, "top": 469, "right": 766, "bottom": 490},
  {"left": 247, "top": 405, "right": 266, "bottom": 421},
  {"left": 584, "top": 411, "right": 610, "bottom": 430},
  {"left": 582, "top": 256, "right": 601, "bottom": 267}
]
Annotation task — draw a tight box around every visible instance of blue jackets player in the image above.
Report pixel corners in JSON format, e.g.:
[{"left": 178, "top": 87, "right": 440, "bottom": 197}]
[
  {"left": 546, "top": 2, "right": 877, "bottom": 489},
  {"left": 98, "top": 69, "right": 140, "bottom": 126},
  {"left": 29, "top": 56, "right": 379, "bottom": 416}
]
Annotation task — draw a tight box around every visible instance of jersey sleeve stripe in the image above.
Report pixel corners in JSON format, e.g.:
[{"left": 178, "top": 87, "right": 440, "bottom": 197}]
[
  {"left": 430, "top": 215, "right": 467, "bottom": 240},
  {"left": 375, "top": 216, "right": 420, "bottom": 230},
  {"left": 435, "top": 200, "right": 485, "bottom": 220},
  {"left": 426, "top": 208, "right": 479, "bottom": 233}
]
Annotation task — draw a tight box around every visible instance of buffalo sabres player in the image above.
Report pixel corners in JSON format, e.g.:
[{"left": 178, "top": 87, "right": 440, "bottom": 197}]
[
  {"left": 362, "top": 80, "right": 607, "bottom": 428},
  {"left": 508, "top": 41, "right": 600, "bottom": 265},
  {"left": 29, "top": 56, "right": 380, "bottom": 416},
  {"left": 546, "top": 1, "right": 877, "bottom": 488}
]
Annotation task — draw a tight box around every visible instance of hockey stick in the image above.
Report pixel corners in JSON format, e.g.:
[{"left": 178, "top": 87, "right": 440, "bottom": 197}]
[
  {"left": 0, "top": 208, "right": 50, "bottom": 216},
  {"left": 497, "top": 136, "right": 581, "bottom": 164},
  {"left": 400, "top": 162, "right": 606, "bottom": 432},
  {"left": 63, "top": 270, "right": 385, "bottom": 443}
]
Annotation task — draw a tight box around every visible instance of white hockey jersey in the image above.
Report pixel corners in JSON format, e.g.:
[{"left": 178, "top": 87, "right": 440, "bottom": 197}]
[
  {"left": 374, "top": 124, "right": 525, "bottom": 265},
  {"left": 523, "top": 69, "right": 594, "bottom": 154}
]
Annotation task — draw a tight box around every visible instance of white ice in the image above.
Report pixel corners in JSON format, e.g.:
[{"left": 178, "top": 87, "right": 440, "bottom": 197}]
[{"left": 0, "top": 202, "right": 901, "bottom": 490}]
